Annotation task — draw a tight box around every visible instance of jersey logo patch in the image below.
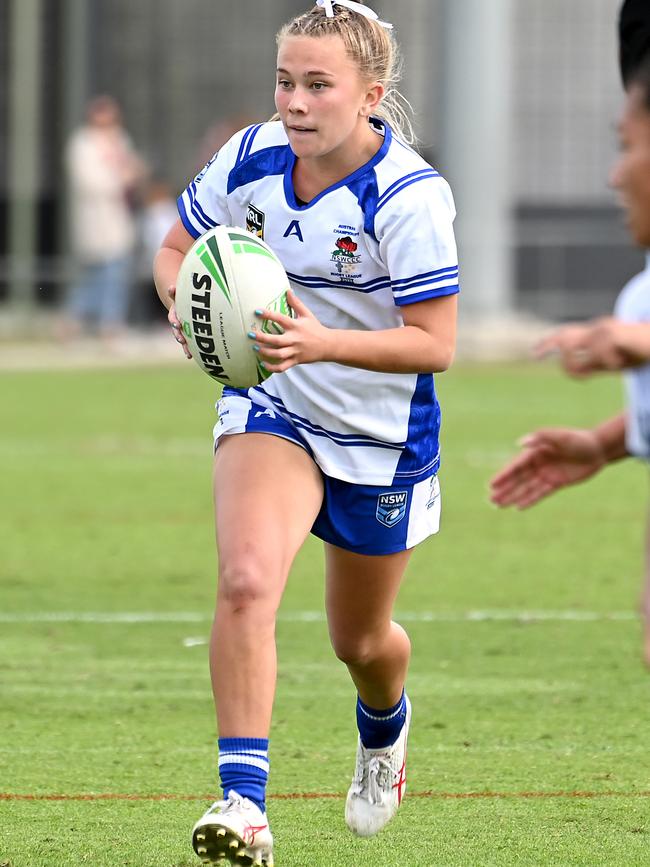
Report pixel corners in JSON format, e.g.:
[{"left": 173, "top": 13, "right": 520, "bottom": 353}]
[
  {"left": 284, "top": 220, "right": 304, "bottom": 242},
  {"left": 376, "top": 492, "right": 408, "bottom": 528},
  {"left": 246, "top": 204, "right": 265, "bottom": 239},
  {"left": 331, "top": 228, "right": 362, "bottom": 279}
]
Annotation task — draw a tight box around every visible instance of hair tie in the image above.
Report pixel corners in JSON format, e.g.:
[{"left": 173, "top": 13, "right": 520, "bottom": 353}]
[{"left": 315, "top": 0, "right": 393, "bottom": 30}]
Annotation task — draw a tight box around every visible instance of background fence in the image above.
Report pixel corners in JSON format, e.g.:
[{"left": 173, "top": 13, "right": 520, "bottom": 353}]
[{"left": 0, "top": 0, "right": 645, "bottom": 328}]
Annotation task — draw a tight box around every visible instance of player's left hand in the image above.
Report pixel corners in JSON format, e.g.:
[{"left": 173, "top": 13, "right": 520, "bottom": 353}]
[{"left": 249, "top": 289, "right": 333, "bottom": 372}]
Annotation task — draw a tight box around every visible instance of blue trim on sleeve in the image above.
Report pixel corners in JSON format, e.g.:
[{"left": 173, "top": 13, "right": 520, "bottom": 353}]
[
  {"left": 376, "top": 170, "right": 440, "bottom": 213},
  {"left": 241, "top": 124, "right": 263, "bottom": 162},
  {"left": 377, "top": 169, "right": 439, "bottom": 208},
  {"left": 393, "top": 284, "right": 460, "bottom": 306},
  {"left": 391, "top": 265, "right": 458, "bottom": 288},
  {"left": 177, "top": 194, "right": 201, "bottom": 239},
  {"left": 188, "top": 182, "right": 218, "bottom": 230},
  {"left": 235, "top": 125, "right": 258, "bottom": 166},
  {"left": 395, "top": 275, "right": 459, "bottom": 294}
]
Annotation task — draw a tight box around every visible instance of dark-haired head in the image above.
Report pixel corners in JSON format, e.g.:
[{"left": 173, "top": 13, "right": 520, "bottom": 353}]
[
  {"left": 610, "top": 55, "right": 650, "bottom": 248},
  {"left": 618, "top": 0, "right": 650, "bottom": 87}
]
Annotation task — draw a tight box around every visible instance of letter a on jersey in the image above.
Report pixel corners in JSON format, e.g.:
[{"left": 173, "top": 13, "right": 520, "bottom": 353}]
[{"left": 283, "top": 220, "right": 304, "bottom": 242}]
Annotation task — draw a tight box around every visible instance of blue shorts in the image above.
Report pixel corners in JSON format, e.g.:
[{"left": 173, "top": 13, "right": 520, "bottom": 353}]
[{"left": 214, "top": 390, "right": 441, "bottom": 555}]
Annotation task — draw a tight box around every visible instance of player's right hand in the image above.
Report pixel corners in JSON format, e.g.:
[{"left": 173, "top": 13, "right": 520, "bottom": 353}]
[
  {"left": 489, "top": 427, "right": 607, "bottom": 509},
  {"left": 533, "top": 319, "right": 641, "bottom": 376},
  {"left": 167, "top": 286, "right": 192, "bottom": 359}
]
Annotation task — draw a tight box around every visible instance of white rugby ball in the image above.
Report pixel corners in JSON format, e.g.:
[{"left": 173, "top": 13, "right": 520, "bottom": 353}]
[{"left": 175, "top": 225, "right": 292, "bottom": 387}]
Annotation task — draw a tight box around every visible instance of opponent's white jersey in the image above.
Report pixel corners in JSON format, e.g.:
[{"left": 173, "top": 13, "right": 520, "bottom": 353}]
[
  {"left": 178, "top": 119, "right": 459, "bottom": 485},
  {"left": 615, "top": 253, "right": 650, "bottom": 460}
]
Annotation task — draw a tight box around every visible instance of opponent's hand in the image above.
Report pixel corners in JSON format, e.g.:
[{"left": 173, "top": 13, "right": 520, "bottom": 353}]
[
  {"left": 249, "top": 289, "right": 333, "bottom": 373},
  {"left": 489, "top": 427, "right": 607, "bottom": 509},
  {"left": 534, "top": 318, "right": 634, "bottom": 376},
  {"left": 167, "top": 286, "right": 192, "bottom": 359}
]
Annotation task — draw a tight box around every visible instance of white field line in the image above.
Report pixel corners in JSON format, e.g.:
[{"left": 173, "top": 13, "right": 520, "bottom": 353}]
[{"left": 0, "top": 610, "right": 638, "bottom": 625}]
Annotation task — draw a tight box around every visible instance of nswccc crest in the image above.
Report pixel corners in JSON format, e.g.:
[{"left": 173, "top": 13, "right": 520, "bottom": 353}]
[
  {"left": 246, "top": 204, "right": 265, "bottom": 239},
  {"left": 376, "top": 491, "right": 408, "bottom": 528}
]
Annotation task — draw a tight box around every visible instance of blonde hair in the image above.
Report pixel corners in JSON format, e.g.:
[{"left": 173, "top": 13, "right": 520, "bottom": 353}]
[{"left": 275, "top": 3, "right": 415, "bottom": 145}]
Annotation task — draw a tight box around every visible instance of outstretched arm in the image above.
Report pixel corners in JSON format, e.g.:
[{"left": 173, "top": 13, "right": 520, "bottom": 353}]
[
  {"left": 535, "top": 318, "right": 650, "bottom": 377},
  {"left": 489, "top": 413, "right": 629, "bottom": 509}
]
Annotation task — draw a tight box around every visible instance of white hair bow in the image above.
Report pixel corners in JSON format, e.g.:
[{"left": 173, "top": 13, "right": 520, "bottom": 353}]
[{"left": 316, "top": 0, "right": 393, "bottom": 30}]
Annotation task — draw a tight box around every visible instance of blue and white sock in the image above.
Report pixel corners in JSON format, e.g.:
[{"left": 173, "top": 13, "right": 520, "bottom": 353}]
[
  {"left": 356, "top": 690, "right": 407, "bottom": 750},
  {"left": 218, "top": 737, "right": 269, "bottom": 813}
]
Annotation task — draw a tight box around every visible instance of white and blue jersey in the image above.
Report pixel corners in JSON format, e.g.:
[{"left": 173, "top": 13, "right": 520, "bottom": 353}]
[
  {"left": 615, "top": 253, "right": 650, "bottom": 460},
  {"left": 178, "top": 118, "right": 459, "bottom": 486}
]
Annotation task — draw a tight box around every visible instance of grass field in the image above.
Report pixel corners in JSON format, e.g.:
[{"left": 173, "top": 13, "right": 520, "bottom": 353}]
[{"left": 1, "top": 360, "right": 649, "bottom": 866}]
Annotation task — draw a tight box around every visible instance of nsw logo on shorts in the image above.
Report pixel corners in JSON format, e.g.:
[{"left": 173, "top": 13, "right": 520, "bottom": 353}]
[{"left": 376, "top": 491, "right": 408, "bottom": 528}]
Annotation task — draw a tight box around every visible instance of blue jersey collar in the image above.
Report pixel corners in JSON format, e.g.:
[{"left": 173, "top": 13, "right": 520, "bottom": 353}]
[{"left": 283, "top": 118, "right": 392, "bottom": 211}]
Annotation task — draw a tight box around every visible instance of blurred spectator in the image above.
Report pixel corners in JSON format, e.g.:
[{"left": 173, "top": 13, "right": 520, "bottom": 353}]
[{"left": 61, "top": 95, "right": 148, "bottom": 339}]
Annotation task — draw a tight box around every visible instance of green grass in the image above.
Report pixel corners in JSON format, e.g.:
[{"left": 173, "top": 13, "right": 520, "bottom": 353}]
[{"left": 1, "top": 362, "right": 649, "bottom": 866}]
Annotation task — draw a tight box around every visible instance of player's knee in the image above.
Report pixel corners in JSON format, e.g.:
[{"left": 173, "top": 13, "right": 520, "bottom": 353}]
[
  {"left": 217, "top": 560, "right": 278, "bottom": 615},
  {"left": 330, "top": 632, "right": 378, "bottom": 668}
]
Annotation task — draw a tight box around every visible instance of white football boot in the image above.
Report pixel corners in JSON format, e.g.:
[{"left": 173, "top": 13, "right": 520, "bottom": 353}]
[
  {"left": 191, "top": 791, "right": 274, "bottom": 866},
  {"left": 345, "top": 695, "right": 411, "bottom": 837}
]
